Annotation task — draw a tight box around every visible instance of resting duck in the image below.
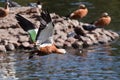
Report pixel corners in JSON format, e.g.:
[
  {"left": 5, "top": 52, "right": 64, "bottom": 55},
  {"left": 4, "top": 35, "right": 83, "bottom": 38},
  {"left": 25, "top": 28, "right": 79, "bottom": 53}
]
[
  {"left": 82, "top": 12, "right": 111, "bottom": 32},
  {"left": 94, "top": 12, "right": 111, "bottom": 27},
  {"left": 0, "top": 1, "right": 9, "bottom": 18},
  {"left": 15, "top": 10, "right": 66, "bottom": 55},
  {"left": 69, "top": 4, "right": 88, "bottom": 19}
]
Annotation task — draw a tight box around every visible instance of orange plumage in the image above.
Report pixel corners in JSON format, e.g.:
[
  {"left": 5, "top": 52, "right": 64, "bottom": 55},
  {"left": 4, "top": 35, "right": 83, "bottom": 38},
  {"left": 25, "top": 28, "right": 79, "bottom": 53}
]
[
  {"left": 0, "top": 2, "right": 9, "bottom": 18},
  {"left": 37, "top": 44, "right": 66, "bottom": 54},
  {"left": 70, "top": 4, "right": 88, "bottom": 19},
  {"left": 94, "top": 12, "right": 111, "bottom": 27}
]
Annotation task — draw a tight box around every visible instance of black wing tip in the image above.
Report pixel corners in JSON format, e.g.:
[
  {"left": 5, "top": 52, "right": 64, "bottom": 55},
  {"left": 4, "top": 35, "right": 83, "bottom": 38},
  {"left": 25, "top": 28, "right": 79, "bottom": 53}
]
[
  {"left": 40, "top": 9, "right": 52, "bottom": 23},
  {"left": 15, "top": 14, "right": 36, "bottom": 31}
]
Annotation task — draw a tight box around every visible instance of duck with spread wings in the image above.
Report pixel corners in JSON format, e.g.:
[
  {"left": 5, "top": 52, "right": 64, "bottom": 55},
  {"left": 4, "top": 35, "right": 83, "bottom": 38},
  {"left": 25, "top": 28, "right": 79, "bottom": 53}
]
[{"left": 15, "top": 10, "right": 66, "bottom": 55}]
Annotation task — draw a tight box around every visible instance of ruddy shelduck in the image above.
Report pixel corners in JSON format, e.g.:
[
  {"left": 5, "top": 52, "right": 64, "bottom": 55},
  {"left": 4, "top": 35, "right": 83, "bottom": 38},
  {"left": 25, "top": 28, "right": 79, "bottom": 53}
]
[
  {"left": 0, "top": 2, "right": 9, "bottom": 18},
  {"left": 15, "top": 10, "right": 66, "bottom": 55},
  {"left": 94, "top": 12, "right": 111, "bottom": 27},
  {"left": 70, "top": 4, "right": 88, "bottom": 19}
]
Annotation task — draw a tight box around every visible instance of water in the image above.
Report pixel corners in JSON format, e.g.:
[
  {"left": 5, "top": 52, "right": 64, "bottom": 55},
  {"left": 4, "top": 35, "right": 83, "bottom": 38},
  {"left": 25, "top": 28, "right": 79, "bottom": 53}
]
[{"left": 0, "top": 0, "right": 120, "bottom": 80}]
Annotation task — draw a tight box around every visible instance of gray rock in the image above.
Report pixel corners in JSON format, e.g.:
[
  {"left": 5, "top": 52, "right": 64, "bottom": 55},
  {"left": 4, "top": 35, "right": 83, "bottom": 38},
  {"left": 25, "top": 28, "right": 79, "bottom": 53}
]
[
  {"left": 18, "top": 36, "right": 29, "bottom": 42},
  {"left": 86, "top": 34, "right": 98, "bottom": 44},
  {"left": 66, "top": 37, "right": 77, "bottom": 44},
  {"left": 55, "top": 42, "right": 64, "bottom": 47},
  {"left": 6, "top": 43, "right": 15, "bottom": 51},
  {"left": 109, "top": 30, "right": 119, "bottom": 38},
  {"left": 98, "top": 34, "right": 111, "bottom": 44},
  {"left": 69, "top": 19, "right": 79, "bottom": 27},
  {"left": 0, "top": 45, "right": 6, "bottom": 52},
  {"left": 21, "top": 42, "right": 30, "bottom": 48},
  {"left": 63, "top": 41, "right": 71, "bottom": 47},
  {"left": 1, "top": 39, "right": 8, "bottom": 45},
  {"left": 72, "top": 41, "right": 83, "bottom": 49}
]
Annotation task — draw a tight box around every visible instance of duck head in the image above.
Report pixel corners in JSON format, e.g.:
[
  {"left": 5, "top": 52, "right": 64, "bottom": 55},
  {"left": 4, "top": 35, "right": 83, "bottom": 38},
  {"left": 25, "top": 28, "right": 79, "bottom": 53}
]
[{"left": 79, "top": 4, "right": 86, "bottom": 9}]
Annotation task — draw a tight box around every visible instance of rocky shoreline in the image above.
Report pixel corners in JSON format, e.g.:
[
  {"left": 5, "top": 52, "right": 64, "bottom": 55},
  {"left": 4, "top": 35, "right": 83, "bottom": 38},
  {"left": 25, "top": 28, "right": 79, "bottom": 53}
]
[{"left": 0, "top": 7, "right": 119, "bottom": 52}]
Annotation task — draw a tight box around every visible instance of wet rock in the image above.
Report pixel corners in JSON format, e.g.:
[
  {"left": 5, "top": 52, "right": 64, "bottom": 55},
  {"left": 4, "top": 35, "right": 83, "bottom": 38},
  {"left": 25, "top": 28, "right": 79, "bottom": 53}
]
[
  {"left": 0, "top": 45, "right": 6, "bottom": 52},
  {"left": 72, "top": 41, "right": 83, "bottom": 49}
]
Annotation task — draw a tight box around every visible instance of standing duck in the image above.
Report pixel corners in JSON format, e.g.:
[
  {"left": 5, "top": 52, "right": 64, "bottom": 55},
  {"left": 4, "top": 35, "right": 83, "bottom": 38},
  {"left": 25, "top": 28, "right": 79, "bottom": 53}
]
[
  {"left": 15, "top": 10, "right": 66, "bottom": 55},
  {"left": 94, "top": 12, "right": 111, "bottom": 28},
  {"left": 82, "top": 12, "right": 111, "bottom": 32},
  {"left": 69, "top": 4, "right": 88, "bottom": 19},
  {"left": 0, "top": 1, "right": 9, "bottom": 18}
]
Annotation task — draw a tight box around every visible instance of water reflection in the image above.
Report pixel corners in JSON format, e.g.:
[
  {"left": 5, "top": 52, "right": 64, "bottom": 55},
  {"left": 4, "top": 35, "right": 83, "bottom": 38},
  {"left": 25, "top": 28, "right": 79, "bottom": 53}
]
[{"left": 0, "top": 52, "right": 18, "bottom": 80}]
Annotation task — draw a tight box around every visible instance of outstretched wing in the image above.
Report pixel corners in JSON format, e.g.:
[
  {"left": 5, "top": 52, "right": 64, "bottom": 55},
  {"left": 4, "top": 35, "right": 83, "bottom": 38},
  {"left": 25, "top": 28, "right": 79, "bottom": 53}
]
[
  {"left": 15, "top": 14, "right": 38, "bottom": 42},
  {"left": 36, "top": 10, "right": 54, "bottom": 44},
  {"left": 15, "top": 14, "right": 36, "bottom": 31}
]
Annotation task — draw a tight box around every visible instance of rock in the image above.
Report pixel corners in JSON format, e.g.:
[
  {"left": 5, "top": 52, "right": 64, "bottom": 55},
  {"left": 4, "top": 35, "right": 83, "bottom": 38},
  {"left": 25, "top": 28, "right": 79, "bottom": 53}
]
[
  {"left": 8, "top": 40, "right": 20, "bottom": 47},
  {"left": 0, "top": 7, "right": 119, "bottom": 52},
  {"left": 98, "top": 34, "right": 111, "bottom": 44},
  {"left": 86, "top": 34, "right": 98, "bottom": 44},
  {"left": 6, "top": 43, "right": 15, "bottom": 51},
  {"left": 53, "top": 34, "right": 61, "bottom": 40},
  {"left": 0, "top": 45, "right": 6, "bottom": 52},
  {"left": 18, "top": 36, "right": 29, "bottom": 42},
  {"left": 55, "top": 42, "right": 64, "bottom": 47},
  {"left": 72, "top": 41, "right": 83, "bottom": 49},
  {"left": 79, "top": 36, "right": 94, "bottom": 45},
  {"left": 74, "top": 27, "right": 86, "bottom": 36},
  {"left": 21, "top": 42, "right": 30, "bottom": 48},
  {"left": 55, "top": 38, "right": 65, "bottom": 43},
  {"left": 1, "top": 39, "right": 8, "bottom": 45},
  {"left": 103, "top": 30, "right": 115, "bottom": 40},
  {"left": 68, "top": 19, "right": 79, "bottom": 27},
  {"left": 63, "top": 41, "right": 71, "bottom": 47},
  {"left": 109, "top": 30, "right": 119, "bottom": 38},
  {"left": 66, "top": 37, "right": 77, "bottom": 44}
]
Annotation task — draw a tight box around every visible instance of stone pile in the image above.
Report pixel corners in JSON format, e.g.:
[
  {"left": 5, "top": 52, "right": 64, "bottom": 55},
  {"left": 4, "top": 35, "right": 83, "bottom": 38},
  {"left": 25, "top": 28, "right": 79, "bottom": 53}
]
[{"left": 0, "top": 7, "right": 119, "bottom": 52}]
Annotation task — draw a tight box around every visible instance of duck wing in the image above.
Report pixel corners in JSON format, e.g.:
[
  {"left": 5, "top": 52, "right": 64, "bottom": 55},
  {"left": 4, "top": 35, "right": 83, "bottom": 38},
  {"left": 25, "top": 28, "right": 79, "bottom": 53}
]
[
  {"left": 15, "top": 14, "right": 38, "bottom": 42},
  {"left": 82, "top": 24, "right": 97, "bottom": 31},
  {"left": 36, "top": 10, "right": 54, "bottom": 44},
  {"left": 15, "top": 14, "right": 36, "bottom": 31}
]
